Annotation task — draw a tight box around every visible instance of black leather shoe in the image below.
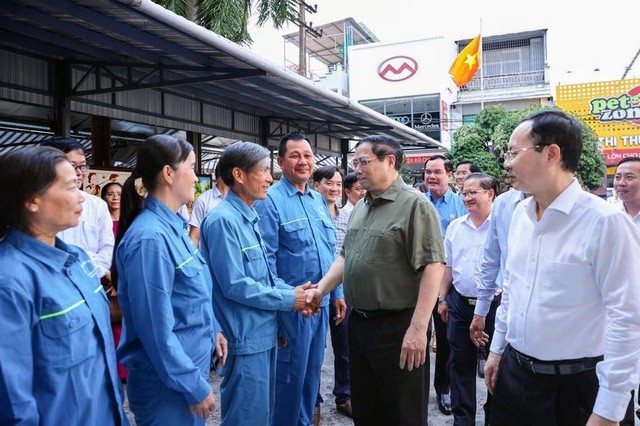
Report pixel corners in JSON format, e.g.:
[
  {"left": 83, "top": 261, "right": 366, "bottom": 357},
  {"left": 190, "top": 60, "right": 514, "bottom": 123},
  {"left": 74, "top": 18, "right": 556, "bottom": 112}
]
[{"left": 437, "top": 393, "right": 452, "bottom": 415}]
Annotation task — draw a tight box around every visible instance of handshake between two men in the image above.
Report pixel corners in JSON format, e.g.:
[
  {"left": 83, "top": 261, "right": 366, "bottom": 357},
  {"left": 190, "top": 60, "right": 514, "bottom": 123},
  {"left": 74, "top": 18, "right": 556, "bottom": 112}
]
[{"left": 292, "top": 282, "right": 347, "bottom": 325}]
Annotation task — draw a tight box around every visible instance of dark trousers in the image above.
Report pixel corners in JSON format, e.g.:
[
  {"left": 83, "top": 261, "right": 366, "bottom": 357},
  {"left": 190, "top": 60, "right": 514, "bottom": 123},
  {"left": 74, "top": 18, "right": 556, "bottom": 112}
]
[
  {"left": 329, "top": 303, "right": 352, "bottom": 405},
  {"left": 447, "top": 288, "right": 497, "bottom": 426},
  {"left": 349, "top": 308, "right": 429, "bottom": 426},
  {"left": 432, "top": 304, "right": 450, "bottom": 395},
  {"left": 492, "top": 345, "right": 621, "bottom": 425}
]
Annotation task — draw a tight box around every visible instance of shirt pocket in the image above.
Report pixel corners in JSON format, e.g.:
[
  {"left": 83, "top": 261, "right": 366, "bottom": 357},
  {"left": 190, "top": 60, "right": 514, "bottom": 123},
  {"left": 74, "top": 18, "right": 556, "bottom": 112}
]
[
  {"left": 364, "top": 229, "right": 402, "bottom": 264},
  {"left": 242, "top": 245, "right": 265, "bottom": 277},
  {"left": 173, "top": 256, "right": 210, "bottom": 326},
  {"left": 281, "top": 219, "right": 310, "bottom": 251},
  {"left": 539, "top": 261, "right": 593, "bottom": 306},
  {"left": 39, "top": 298, "right": 96, "bottom": 369}
]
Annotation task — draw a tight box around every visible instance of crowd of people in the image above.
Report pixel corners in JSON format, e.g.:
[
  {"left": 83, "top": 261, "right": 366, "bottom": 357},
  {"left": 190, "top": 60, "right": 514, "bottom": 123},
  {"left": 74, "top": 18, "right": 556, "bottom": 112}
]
[{"left": 1, "top": 109, "right": 640, "bottom": 426}]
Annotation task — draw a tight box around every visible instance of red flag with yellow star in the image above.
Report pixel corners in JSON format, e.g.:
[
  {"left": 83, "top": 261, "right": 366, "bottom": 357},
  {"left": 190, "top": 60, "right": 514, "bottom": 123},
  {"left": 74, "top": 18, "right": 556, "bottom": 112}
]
[{"left": 449, "top": 34, "right": 481, "bottom": 87}]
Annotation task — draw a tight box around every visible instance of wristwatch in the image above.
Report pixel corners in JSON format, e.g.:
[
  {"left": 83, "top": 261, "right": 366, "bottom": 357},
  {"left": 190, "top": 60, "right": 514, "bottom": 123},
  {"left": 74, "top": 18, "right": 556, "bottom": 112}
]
[{"left": 438, "top": 294, "right": 446, "bottom": 303}]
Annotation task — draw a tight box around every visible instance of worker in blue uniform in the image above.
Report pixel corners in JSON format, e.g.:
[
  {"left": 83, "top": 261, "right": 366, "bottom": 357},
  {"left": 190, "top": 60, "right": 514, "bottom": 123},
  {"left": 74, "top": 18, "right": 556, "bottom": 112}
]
[
  {"left": 0, "top": 146, "right": 128, "bottom": 425},
  {"left": 254, "top": 132, "right": 345, "bottom": 426},
  {"left": 114, "top": 135, "right": 226, "bottom": 425},
  {"left": 200, "top": 141, "right": 315, "bottom": 425}
]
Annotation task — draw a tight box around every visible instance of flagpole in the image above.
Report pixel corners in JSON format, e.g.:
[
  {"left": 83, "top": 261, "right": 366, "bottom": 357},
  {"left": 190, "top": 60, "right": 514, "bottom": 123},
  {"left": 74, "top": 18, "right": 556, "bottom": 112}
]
[{"left": 480, "top": 20, "right": 484, "bottom": 110}]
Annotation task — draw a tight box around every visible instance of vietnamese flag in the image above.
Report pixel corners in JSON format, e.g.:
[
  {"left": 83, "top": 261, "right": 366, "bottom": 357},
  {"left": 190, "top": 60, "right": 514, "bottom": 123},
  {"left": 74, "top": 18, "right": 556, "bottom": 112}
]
[{"left": 449, "top": 34, "right": 482, "bottom": 87}]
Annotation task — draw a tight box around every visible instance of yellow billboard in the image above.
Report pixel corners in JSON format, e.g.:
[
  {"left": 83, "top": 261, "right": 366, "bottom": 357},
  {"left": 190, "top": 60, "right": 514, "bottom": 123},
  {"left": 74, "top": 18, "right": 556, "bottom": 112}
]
[{"left": 556, "top": 79, "right": 640, "bottom": 165}]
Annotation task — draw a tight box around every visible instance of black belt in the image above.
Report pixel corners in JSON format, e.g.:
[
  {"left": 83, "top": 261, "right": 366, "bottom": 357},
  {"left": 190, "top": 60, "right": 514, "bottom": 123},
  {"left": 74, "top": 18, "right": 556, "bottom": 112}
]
[
  {"left": 352, "top": 308, "right": 412, "bottom": 319},
  {"left": 512, "top": 347, "right": 603, "bottom": 376},
  {"left": 453, "top": 288, "right": 501, "bottom": 306}
]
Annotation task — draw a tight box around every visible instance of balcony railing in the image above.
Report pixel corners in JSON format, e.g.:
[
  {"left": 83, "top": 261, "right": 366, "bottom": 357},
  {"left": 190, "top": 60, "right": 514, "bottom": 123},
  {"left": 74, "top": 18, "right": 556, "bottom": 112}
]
[{"left": 461, "top": 70, "right": 545, "bottom": 91}]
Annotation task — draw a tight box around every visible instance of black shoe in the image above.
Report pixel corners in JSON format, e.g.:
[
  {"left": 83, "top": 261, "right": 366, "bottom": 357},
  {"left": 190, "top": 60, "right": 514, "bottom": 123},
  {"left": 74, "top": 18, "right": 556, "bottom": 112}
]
[
  {"left": 437, "top": 393, "right": 452, "bottom": 415},
  {"left": 636, "top": 407, "right": 640, "bottom": 420}
]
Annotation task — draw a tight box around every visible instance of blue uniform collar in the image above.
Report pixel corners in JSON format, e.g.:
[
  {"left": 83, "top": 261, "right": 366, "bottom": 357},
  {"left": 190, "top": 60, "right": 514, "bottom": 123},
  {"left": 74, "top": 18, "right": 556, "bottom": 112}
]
[
  {"left": 145, "top": 196, "right": 188, "bottom": 233},
  {"left": 5, "top": 228, "right": 78, "bottom": 270},
  {"left": 427, "top": 188, "right": 455, "bottom": 204},
  {"left": 226, "top": 190, "right": 259, "bottom": 225},
  {"left": 280, "top": 176, "right": 313, "bottom": 197}
]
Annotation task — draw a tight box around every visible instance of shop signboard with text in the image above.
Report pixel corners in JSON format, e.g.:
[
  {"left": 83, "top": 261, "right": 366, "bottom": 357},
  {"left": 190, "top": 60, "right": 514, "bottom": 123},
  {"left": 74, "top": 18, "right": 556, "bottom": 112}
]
[{"left": 556, "top": 79, "right": 640, "bottom": 165}]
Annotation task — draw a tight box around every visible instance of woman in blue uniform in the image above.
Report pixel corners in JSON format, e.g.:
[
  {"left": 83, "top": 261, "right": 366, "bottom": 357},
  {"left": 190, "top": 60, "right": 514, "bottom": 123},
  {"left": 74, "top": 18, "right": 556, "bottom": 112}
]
[
  {"left": 0, "top": 146, "right": 128, "bottom": 425},
  {"left": 114, "top": 135, "right": 226, "bottom": 425}
]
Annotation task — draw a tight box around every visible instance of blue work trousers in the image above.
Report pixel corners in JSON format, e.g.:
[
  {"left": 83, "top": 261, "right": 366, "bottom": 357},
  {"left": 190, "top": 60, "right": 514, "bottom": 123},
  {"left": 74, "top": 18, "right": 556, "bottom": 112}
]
[
  {"left": 273, "top": 306, "right": 328, "bottom": 426},
  {"left": 220, "top": 348, "right": 277, "bottom": 425}
]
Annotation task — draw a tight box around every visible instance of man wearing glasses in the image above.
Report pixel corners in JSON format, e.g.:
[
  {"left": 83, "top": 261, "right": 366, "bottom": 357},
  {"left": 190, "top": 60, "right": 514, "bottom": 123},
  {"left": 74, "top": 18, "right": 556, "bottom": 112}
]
[
  {"left": 307, "top": 135, "right": 445, "bottom": 425},
  {"left": 437, "top": 173, "right": 497, "bottom": 426},
  {"left": 484, "top": 110, "right": 640, "bottom": 425},
  {"left": 40, "top": 137, "right": 114, "bottom": 280},
  {"left": 454, "top": 160, "right": 480, "bottom": 194}
]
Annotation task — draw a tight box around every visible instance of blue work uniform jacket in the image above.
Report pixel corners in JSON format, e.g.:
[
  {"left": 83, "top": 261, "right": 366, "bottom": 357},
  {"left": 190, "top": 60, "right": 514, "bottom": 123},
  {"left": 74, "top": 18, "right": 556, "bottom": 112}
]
[
  {"left": 200, "top": 190, "right": 297, "bottom": 355},
  {"left": 116, "top": 196, "right": 218, "bottom": 406},
  {"left": 254, "top": 177, "right": 340, "bottom": 305},
  {"left": 0, "top": 229, "right": 127, "bottom": 426}
]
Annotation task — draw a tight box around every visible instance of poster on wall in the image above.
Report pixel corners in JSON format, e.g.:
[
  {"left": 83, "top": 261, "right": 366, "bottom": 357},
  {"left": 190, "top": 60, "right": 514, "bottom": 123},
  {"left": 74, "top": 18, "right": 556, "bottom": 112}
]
[{"left": 82, "top": 168, "right": 131, "bottom": 197}]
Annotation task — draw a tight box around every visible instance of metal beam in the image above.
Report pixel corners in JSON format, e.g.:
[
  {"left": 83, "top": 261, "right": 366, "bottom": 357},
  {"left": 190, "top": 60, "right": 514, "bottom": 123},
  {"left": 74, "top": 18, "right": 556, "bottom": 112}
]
[{"left": 72, "top": 66, "right": 266, "bottom": 96}]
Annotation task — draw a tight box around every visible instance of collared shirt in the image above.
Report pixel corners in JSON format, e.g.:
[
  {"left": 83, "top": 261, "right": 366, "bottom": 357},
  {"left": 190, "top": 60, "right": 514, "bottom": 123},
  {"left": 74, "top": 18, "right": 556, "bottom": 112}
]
[
  {"left": 0, "top": 229, "right": 126, "bottom": 426},
  {"left": 342, "top": 176, "right": 445, "bottom": 311},
  {"left": 116, "top": 196, "right": 217, "bottom": 406},
  {"left": 426, "top": 188, "right": 468, "bottom": 237},
  {"left": 189, "top": 185, "right": 225, "bottom": 228},
  {"left": 490, "top": 179, "right": 640, "bottom": 421},
  {"left": 444, "top": 214, "right": 490, "bottom": 298},
  {"left": 255, "top": 177, "right": 340, "bottom": 304},
  {"left": 58, "top": 193, "right": 114, "bottom": 278},
  {"left": 200, "top": 190, "right": 297, "bottom": 355},
  {"left": 342, "top": 200, "right": 356, "bottom": 214},
  {"left": 474, "top": 189, "right": 525, "bottom": 317},
  {"left": 331, "top": 205, "right": 350, "bottom": 258},
  {"left": 620, "top": 202, "right": 640, "bottom": 229}
]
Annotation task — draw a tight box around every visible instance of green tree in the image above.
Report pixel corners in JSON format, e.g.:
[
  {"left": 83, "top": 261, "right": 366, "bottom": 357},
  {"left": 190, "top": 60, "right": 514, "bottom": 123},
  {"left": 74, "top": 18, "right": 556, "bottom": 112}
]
[
  {"left": 156, "top": 0, "right": 298, "bottom": 45},
  {"left": 447, "top": 105, "right": 606, "bottom": 191}
]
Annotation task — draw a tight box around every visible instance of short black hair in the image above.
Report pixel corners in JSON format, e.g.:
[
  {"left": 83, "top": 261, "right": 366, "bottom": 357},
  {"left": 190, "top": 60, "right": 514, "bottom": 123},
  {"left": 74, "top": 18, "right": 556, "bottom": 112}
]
[
  {"left": 617, "top": 157, "right": 640, "bottom": 167},
  {"left": 521, "top": 109, "right": 583, "bottom": 172},
  {"left": 457, "top": 160, "right": 481, "bottom": 173},
  {"left": 278, "top": 131, "right": 310, "bottom": 157},
  {"left": 40, "top": 136, "right": 85, "bottom": 154},
  {"left": 312, "top": 166, "right": 343, "bottom": 183},
  {"left": 343, "top": 172, "right": 359, "bottom": 190},
  {"left": 425, "top": 154, "right": 454, "bottom": 173},
  {"left": 356, "top": 135, "right": 404, "bottom": 171}
]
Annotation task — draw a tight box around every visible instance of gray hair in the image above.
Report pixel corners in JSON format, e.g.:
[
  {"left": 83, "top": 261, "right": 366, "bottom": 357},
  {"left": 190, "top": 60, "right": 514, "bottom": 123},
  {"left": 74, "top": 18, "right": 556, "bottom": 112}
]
[{"left": 218, "top": 141, "right": 270, "bottom": 187}]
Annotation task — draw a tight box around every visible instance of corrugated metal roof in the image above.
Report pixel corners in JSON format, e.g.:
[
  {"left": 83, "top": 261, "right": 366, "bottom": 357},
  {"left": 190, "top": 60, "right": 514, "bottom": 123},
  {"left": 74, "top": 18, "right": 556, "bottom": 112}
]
[{"left": 0, "top": 0, "right": 445, "bottom": 150}]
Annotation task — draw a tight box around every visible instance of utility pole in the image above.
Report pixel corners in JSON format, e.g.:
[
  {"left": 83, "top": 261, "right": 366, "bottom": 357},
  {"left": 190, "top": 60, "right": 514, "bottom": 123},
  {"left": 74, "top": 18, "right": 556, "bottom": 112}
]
[
  {"left": 296, "top": 1, "right": 322, "bottom": 78},
  {"left": 622, "top": 47, "right": 640, "bottom": 80}
]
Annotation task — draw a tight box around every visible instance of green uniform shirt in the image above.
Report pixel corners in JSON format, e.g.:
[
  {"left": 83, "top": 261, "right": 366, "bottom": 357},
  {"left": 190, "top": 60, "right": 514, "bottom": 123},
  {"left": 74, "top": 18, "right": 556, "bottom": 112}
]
[{"left": 341, "top": 176, "right": 445, "bottom": 311}]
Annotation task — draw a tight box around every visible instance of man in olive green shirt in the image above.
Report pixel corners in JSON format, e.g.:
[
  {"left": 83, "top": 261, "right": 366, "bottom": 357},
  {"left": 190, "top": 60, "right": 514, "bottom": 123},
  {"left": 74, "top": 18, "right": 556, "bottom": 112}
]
[{"left": 308, "top": 135, "right": 445, "bottom": 426}]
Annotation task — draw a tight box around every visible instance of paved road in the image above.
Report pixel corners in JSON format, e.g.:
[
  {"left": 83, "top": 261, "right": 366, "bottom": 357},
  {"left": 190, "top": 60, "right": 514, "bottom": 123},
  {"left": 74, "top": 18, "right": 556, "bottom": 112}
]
[
  {"left": 123, "top": 335, "right": 640, "bottom": 425},
  {"left": 123, "top": 335, "right": 491, "bottom": 425}
]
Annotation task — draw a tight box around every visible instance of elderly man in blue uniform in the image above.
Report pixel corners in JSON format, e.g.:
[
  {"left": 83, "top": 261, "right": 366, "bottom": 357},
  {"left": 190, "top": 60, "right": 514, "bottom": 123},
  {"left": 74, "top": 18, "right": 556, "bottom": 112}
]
[
  {"left": 255, "top": 132, "right": 343, "bottom": 426},
  {"left": 424, "top": 154, "right": 467, "bottom": 415},
  {"left": 485, "top": 110, "right": 640, "bottom": 425},
  {"left": 200, "top": 142, "right": 314, "bottom": 425}
]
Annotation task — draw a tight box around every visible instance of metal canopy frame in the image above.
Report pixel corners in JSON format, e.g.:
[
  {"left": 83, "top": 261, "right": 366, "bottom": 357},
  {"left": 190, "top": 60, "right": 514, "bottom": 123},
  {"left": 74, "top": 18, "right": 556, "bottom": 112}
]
[{"left": 0, "top": 0, "right": 445, "bottom": 156}]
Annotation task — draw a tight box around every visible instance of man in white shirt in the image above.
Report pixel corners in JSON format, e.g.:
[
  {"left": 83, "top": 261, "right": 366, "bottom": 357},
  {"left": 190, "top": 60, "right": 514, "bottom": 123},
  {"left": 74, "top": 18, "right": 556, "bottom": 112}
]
[
  {"left": 342, "top": 172, "right": 365, "bottom": 213},
  {"left": 41, "top": 137, "right": 114, "bottom": 279},
  {"left": 614, "top": 157, "right": 640, "bottom": 229},
  {"left": 188, "top": 163, "right": 228, "bottom": 246},
  {"left": 485, "top": 110, "right": 640, "bottom": 425},
  {"left": 437, "top": 173, "right": 497, "bottom": 425}
]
